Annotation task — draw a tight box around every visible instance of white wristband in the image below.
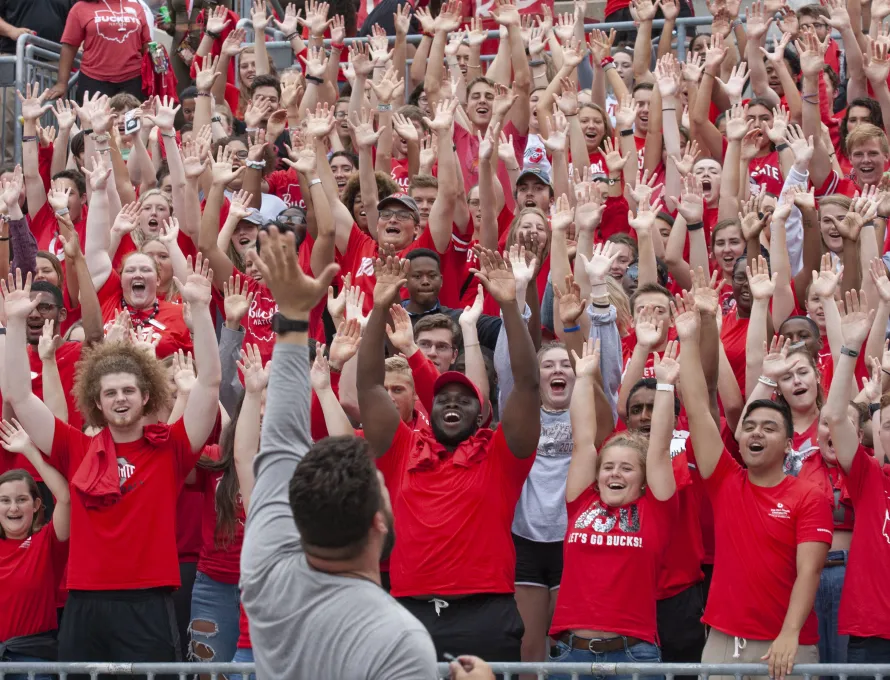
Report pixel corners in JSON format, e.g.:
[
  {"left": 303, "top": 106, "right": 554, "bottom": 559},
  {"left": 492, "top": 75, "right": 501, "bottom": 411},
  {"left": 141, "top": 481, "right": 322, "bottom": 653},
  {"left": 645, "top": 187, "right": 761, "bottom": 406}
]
[
  {"left": 656, "top": 383, "right": 675, "bottom": 392},
  {"left": 758, "top": 375, "right": 777, "bottom": 387}
]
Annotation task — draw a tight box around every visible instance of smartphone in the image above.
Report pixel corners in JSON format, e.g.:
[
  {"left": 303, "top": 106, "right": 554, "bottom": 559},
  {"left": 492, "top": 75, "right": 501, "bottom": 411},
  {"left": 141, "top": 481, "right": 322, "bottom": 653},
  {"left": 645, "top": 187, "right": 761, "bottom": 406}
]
[{"left": 124, "top": 109, "right": 141, "bottom": 135}]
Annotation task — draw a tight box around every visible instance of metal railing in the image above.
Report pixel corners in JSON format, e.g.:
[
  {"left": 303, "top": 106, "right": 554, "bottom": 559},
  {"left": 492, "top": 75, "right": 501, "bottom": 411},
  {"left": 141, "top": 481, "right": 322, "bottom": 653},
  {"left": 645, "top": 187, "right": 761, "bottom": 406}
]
[
  {"left": 0, "top": 662, "right": 889, "bottom": 679},
  {"left": 0, "top": 33, "right": 80, "bottom": 166}
]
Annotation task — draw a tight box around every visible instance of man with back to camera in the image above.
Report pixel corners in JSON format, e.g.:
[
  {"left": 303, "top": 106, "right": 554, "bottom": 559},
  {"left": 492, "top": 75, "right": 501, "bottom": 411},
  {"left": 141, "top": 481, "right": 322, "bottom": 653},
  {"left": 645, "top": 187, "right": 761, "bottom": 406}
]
[
  {"left": 356, "top": 249, "right": 541, "bottom": 662},
  {"left": 239, "top": 226, "right": 495, "bottom": 680}
]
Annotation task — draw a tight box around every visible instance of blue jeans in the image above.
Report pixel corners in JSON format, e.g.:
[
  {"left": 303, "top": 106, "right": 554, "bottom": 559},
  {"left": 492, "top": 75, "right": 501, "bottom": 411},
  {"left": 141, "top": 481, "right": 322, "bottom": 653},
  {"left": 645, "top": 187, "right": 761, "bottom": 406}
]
[
  {"left": 549, "top": 637, "right": 663, "bottom": 680},
  {"left": 815, "top": 552, "right": 848, "bottom": 670},
  {"left": 229, "top": 646, "right": 255, "bottom": 680},
  {"left": 2, "top": 652, "right": 53, "bottom": 680},
  {"left": 188, "top": 570, "right": 241, "bottom": 666}
]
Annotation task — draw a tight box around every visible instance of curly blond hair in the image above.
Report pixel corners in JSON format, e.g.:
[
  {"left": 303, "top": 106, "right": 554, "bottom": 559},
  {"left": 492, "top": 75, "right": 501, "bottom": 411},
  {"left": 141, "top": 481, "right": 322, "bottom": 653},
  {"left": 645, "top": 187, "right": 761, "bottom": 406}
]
[{"left": 74, "top": 341, "right": 171, "bottom": 428}]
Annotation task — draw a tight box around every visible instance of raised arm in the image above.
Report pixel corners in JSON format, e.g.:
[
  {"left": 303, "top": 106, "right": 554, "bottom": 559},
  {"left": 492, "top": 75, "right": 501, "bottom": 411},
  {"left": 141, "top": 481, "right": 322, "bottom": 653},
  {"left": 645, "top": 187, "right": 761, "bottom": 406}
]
[
  {"left": 828, "top": 289, "right": 875, "bottom": 473},
  {"left": 197, "top": 147, "right": 244, "bottom": 291},
  {"left": 648, "top": 342, "right": 680, "bottom": 500},
  {"left": 475, "top": 249, "right": 540, "bottom": 458},
  {"left": 356, "top": 257, "right": 411, "bottom": 455},
  {"left": 235, "top": 343, "right": 270, "bottom": 509},
  {"left": 676, "top": 296, "right": 722, "bottom": 478},
  {"left": 566, "top": 339, "right": 600, "bottom": 502},
  {"left": 0, "top": 419, "right": 70, "bottom": 540},
  {"left": 1, "top": 272, "right": 56, "bottom": 454},
  {"left": 348, "top": 109, "right": 383, "bottom": 243},
  {"left": 424, "top": 99, "right": 460, "bottom": 253},
  {"left": 81, "top": 153, "right": 115, "bottom": 291},
  {"left": 19, "top": 84, "right": 53, "bottom": 219}
]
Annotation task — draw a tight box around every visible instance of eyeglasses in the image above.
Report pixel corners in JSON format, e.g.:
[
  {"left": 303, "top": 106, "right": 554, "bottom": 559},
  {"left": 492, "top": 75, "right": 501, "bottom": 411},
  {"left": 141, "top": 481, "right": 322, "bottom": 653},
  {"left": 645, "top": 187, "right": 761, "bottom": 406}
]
[
  {"left": 232, "top": 150, "right": 249, "bottom": 159},
  {"left": 35, "top": 302, "right": 60, "bottom": 315},
  {"left": 334, "top": 111, "right": 348, "bottom": 119},
  {"left": 801, "top": 21, "right": 828, "bottom": 30},
  {"left": 418, "top": 340, "right": 452, "bottom": 353},
  {"left": 380, "top": 209, "right": 415, "bottom": 222},
  {"left": 467, "top": 199, "right": 481, "bottom": 208},
  {"left": 277, "top": 214, "right": 306, "bottom": 226}
]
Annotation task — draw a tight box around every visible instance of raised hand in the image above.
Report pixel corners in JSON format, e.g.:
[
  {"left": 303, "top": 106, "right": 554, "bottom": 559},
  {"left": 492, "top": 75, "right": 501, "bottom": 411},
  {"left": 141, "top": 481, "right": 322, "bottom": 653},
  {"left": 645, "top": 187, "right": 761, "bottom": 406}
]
[
  {"left": 838, "top": 289, "right": 875, "bottom": 349},
  {"left": 0, "top": 269, "right": 36, "bottom": 320},
  {"left": 472, "top": 248, "right": 516, "bottom": 305},
  {"left": 602, "top": 136, "right": 631, "bottom": 173},
  {"left": 747, "top": 254, "right": 777, "bottom": 300},
  {"left": 238, "top": 344, "right": 270, "bottom": 394},
  {"left": 345, "top": 283, "right": 369, "bottom": 327},
  {"left": 205, "top": 5, "right": 231, "bottom": 34},
  {"left": 385, "top": 304, "right": 416, "bottom": 355},
  {"left": 297, "top": 0, "right": 334, "bottom": 37},
  {"left": 211, "top": 145, "right": 245, "bottom": 186},
  {"left": 369, "top": 66, "right": 405, "bottom": 105},
  {"left": 0, "top": 419, "right": 38, "bottom": 456},
  {"left": 251, "top": 0, "right": 270, "bottom": 31},
  {"left": 310, "top": 346, "right": 332, "bottom": 391},
  {"left": 811, "top": 252, "right": 842, "bottom": 299},
  {"left": 653, "top": 340, "right": 681, "bottom": 385},
  {"left": 795, "top": 26, "right": 829, "bottom": 77},
  {"left": 18, "top": 83, "right": 52, "bottom": 122},
  {"left": 348, "top": 108, "right": 383, "bottom": 149},
  {"left": 220, "top": 30, "right": 246, "bottom": 59},
  {"left": 760, "top": 334, "right": 792, "bottom": 380},
  {"left": 554, "top": 274, "right": 588, "bottom": 326},
  {"left": 273, "top": 3, "right": 302, "bottom": 36},
  {"left": 572, "top": 339, "right": 601, "bottom": 378},
  {"left": 550, "top": 193, "right": 574, "bottom": 233},
  {"left": 422, "top": 98, "right": 459, "bottom": 132},
  {"left": 671, "top": 291, "right": 700, "bottom": 342},
  {"left": 172, "top": 349, "right": 197, "bottom": 394},
  {"left": 460, "top": 284, "right": 484, "bottom": 327},
  {"left": 675, "top": 174, "right": 704, "bottom": 224},
  {"left": 223, "top": 274, "right": 255, "bottom": 328},
  {"left": 634, "top": 305, "right": 663, "bottom": 349},
  {"left": 82, "top": 153, "right": 113, "bottom": 191},
  {"left": 174, "top": 254, "right": 214, "bottom": 308},
  {"left": 373, "top": 256, "right": 409, "bottom": 307},
  {"left": 508, "top": 242, "right": 537, "bottom": 289},
  {"left": 52, "top": 98, "right": 76, "bottom": 130},
  {"left": 574, "top": 183, "right": 605, "bottom": 233},
  {"left": 37, "top": 318, "right": 63, "bottom": 361},
  {"left": 369, "top": 24, "right": 393, "bottom": 64},
  {"left": 578, "top": 241, "right": 619, "bottom": 284}
]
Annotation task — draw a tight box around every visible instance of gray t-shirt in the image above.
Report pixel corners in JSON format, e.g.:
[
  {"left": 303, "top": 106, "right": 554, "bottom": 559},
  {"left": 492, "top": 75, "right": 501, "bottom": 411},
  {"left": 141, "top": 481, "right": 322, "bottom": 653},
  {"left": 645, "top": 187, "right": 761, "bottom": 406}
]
[
  {"left": 240, "top": 343, "right": 438, "bottom": 680},
  {"left": 511, "top": 408, "right": 573, "bottom": 543}
]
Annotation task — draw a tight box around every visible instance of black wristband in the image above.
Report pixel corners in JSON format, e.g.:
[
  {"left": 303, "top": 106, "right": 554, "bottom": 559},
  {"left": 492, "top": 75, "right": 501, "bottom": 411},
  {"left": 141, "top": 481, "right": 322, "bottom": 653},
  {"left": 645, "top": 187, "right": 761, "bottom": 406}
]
[
  {"left": 205, "top": 29, "right": 221, "bottom": 39},
  {"left": 775, "top": 143, "right": 790, "bottom": 151},
  {"left": 686, "top": 221, "right": 704, "bottom": 231},
  {"left": 620, "top": 128, "right": 634, "bottom": 137},
  {"left": 285, "top": 31, "right": 299, "bottom": 41},
  {"left": 82, "top": 128, "right": 93, "bottom": 135},
  {"left": 870, "top": 402, "right": 882, "bottom": 417},
  {"left": 305, "top": 75, "right": 323, "bottom": 85},
  {"left": 0, "top": 236, "right": 9, "bottom": 241}
]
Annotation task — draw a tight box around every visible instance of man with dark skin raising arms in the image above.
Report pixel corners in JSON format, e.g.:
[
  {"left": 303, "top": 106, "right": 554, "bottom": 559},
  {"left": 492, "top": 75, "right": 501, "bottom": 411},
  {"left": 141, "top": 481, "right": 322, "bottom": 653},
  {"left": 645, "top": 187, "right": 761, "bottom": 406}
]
[{"left": 356, "top": 250, "right": 541, "bottom": 663}]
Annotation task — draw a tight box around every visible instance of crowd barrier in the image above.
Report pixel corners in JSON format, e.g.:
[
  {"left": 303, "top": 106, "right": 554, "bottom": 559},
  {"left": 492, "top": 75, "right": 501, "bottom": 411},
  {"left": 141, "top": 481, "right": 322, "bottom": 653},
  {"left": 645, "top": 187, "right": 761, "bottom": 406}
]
[
  {"left": 0, "top": 663, "right": 888, "bottom": 679},
  {"left": 0, "top": 34, "right": 80, "bottom": 166}
]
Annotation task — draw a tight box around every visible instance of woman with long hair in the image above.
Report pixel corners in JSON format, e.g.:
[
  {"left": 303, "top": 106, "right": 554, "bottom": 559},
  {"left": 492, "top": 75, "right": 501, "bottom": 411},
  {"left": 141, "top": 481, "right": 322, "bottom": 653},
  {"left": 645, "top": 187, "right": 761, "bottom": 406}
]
[
  {"left": 549, "top": 340, "right": 677, "bottom": 676},
  {"left": 189, "top": 344, "right": 267, "bottom": 668},
  {"left": 0, "top": 420, "right": 70, "bottom": 680}
]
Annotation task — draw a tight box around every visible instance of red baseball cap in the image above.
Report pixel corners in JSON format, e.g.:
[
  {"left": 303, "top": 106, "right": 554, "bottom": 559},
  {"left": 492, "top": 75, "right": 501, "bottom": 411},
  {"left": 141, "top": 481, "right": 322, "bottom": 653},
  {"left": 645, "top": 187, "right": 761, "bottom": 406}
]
[{"left": 432, "top": 371, "right": 493, "bottom": 427}]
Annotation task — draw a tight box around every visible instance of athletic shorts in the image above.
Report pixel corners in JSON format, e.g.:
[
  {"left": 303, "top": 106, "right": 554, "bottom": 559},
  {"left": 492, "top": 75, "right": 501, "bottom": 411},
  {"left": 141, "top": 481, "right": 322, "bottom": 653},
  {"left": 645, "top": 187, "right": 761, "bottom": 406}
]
[{"left": 513, "top": 533, "right": 563, "bottom": 589}]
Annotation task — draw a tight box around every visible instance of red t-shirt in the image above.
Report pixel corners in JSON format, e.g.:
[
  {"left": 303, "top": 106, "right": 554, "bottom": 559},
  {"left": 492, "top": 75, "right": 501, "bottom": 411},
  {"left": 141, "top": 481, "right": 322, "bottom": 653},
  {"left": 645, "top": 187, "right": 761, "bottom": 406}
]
[
  {"left": 391, "top": 157, "right": 410, "bottom": 191},
  {"left": 194, "top": 447, "right": 245, "bottom": 585},
  {"left": 702, "top": 449, "right": 833, "bottom": 643},
  {"left": 720, "top": 309, "right": 749, "bottom": 393},
  {"left": 0, "top": 521, "right": 68, "bottom": 640},
  {"left": 29, "top": 202, "right": 88, "bottom": 259},
  {"left": 335, "top": 224, "right": 442, "bottom": 316},
  {"left": 61, "top": 0, "right": 151, "bottom": 82},
  {"left": 798, "top": 454, "right": 854, "bottom": 533},
  {"left": 454, "top": 121, "right": 527, "bottom": 214},
  {"left": 49, "top": 418, "right": 200, "bottom": 590},
  {"left": 839, "top": 446, "right": 890, "bottom": 639},
  {"left": 265, "top": 169, "right": 305, "bottom": 209},
  {"left": 176, "top": 486, "right": 204, "bottom": 563},
  {"left": 379, "top": 422, "right": 534, "bottom": 597},
  {"left": 786, "top": 418, "right": 820, "bottom": 477},
  {"left": 98, "top": 271, "right": 192, "bottom": 360},
  {"left": 657, "top": 434, "right": 705, "bottom": 599},
  {"left": 551, "top": 484, "right": 678, "bottom": 642},
  {"left": 748, "top": 151, "right": 784, "bottom": 197},
  {"left": 111, "top": 231, "right": 198, "bottom": 273}
]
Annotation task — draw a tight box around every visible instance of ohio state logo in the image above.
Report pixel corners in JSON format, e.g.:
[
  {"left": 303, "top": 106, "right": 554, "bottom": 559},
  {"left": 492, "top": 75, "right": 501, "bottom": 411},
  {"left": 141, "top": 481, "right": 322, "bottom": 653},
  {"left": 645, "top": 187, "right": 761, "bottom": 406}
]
[{"left": 93, "top": 8, "right": 141, "bottom": 44}]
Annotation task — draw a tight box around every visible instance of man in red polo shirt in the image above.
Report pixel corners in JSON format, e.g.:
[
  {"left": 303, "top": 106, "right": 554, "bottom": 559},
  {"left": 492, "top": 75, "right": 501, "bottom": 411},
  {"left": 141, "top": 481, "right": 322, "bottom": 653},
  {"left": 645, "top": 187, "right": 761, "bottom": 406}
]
[
  {"left": 357, "top": 250, "right": 540, "bottom": 662},
  {"left": 823, "top": 290, "right": 890, "bottom": 664},
  {"left": 2, "top": 257, "right": 221, "bottom": 676},
  {"left": 677, "top": 296, "right": 832, "bottom": 680}
]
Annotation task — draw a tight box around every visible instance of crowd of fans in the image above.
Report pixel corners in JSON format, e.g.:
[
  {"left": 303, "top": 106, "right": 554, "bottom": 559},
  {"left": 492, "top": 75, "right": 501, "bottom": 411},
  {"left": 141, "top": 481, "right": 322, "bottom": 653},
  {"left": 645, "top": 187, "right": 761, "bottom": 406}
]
[{"left": 2, "top": 0, "right": 890, "bottom": 677}]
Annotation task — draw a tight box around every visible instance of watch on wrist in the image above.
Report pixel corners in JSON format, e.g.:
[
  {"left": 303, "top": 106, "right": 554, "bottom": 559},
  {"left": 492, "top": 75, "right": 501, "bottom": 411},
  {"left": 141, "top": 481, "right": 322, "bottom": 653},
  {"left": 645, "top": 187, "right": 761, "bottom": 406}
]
[
  {"left": 840, "top": 345, "right": 860, "bottom": 358},
  {"left": 272, "top": 313, "right": 310, "bottom": 334}
]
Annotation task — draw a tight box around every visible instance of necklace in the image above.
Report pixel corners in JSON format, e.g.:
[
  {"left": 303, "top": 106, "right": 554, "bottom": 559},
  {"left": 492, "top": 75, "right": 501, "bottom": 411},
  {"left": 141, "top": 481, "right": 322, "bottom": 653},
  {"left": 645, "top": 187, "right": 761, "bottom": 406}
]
[
  {"left": 121, "top": 298, "right": 160, "bottom": 328},
  {"left": 101, "top": 0, "right": 130, "bottom": 32}
]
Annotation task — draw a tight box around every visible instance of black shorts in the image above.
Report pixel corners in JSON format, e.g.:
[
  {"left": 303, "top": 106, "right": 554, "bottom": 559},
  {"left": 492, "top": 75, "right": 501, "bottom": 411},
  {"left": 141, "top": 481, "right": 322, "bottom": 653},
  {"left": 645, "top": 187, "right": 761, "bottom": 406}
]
[{"left": 513, "top": 533, "right": 563, "bottom": 589}]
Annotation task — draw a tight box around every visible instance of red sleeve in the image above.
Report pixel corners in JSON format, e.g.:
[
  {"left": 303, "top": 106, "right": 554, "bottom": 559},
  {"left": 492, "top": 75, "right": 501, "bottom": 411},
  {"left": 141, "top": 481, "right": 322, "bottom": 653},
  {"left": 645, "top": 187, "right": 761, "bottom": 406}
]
[
  {"left": 376, "top": 419, "right": 413, "bottom": 481},
  {"left": 38, "top": 144, "right": 53, "bottom": 192},
  {"left": 700, "top": 447, "right": 740, "bottom": 493},
  {"left": 407, "top": 350, "right": 439, "bottom": 415},
  {"left": 336, "top": 224, "right": 373, "bottom": 274},
  {"left": 50, "top": 417, "right": 87, "bottom": 479},
  {"left": 60, "top": 6, "right": 85, "bottom": 46},
  {"left": 169, "top": 418, "right": 202, "bottom": 484},
  {"left": 140, "top": 17, "right": 151, "bottom": 43},
  {"left": 795, "top": 482, "right": 834, "bottom": 545},
  {"left": 596, "top": 197, "right": 632, "bottom": 241},
  {"left": 847, "top": 444, "right": 879, "bottom": 501}
]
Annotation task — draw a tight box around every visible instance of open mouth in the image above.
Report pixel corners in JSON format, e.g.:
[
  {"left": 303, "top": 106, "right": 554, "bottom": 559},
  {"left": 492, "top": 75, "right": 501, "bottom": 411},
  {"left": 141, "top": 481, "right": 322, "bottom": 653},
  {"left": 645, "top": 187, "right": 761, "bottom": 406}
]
[
  {"left": 113, "top": 405, "right": 129, "bottom": 415},
  {"left": 475, "top": 105, "right": 490, "bottom": 117},
  {"left": 606, "top": 481, "right": 626, "bottom": 490},
  {"left": 147, "top": 218, "right": 159, "bottom": 231},
  {"left": 443, "top": 410, "right": 461, "bottom": 425},
  {"left": 702, "top": 179, "right": 712, "bottom": 191},
  {"left": 131, "top": 280, "right": 146, "bottom": 294},
  {"left": 550, "top": 377, "right": 567, "bottom": 394},
  {"left": 748, "top": 441, "right": 765, "bottom": 453},
  {"left": 384, "top": 225, "right": 401, "bottom": 236},
  {"left": 792, "top": 387, "right": 808, "bottom": 396},
  {"left": 238, "top": 236, "right": 252, "bottom": 247},
  {"left": 524, "top": 198, "right": 538, "bottom": 208},
  {"left": 336, "top": 178, "right": 347, "bottom": 188},
  {"left": 828, "top": 229, "right": 841, "bottom": 240},
  {"left": 859, "top": 164, "right": 876, "bottom": 175}
]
